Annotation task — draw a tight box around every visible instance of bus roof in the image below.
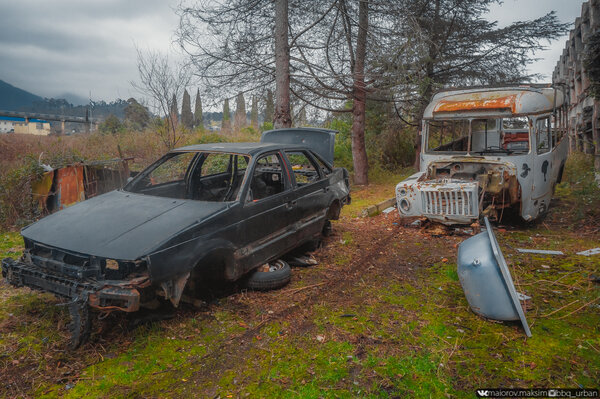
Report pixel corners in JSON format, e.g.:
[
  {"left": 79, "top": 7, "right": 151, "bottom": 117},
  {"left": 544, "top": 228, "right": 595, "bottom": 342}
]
[{"left": 423, "top": 86, "right": 565, "bottom": 119}]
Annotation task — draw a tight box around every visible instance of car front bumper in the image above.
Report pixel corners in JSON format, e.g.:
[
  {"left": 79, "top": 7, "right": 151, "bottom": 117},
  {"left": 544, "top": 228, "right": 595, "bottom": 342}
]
[{"left": 2, "top": 257, "right": 148, "bottom": 312}]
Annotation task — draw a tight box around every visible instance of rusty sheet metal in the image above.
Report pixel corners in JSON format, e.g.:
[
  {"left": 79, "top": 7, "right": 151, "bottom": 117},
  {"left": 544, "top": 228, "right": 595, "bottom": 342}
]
[
  {"left": 83, "top": 158, "right": 132, "bottom": 199},
  {"left": 88, "top": 276, "right": 150, "bottom": 312},
  {"left": 31, "top": 171, "right": 54, "bottom": 212},
  {"left": 435, "top": 93, "right": 520, "bottom": 114},
  {"left": 88, "top": 286, "right": 141, "bottom": 312},
  {"left": 30, "top": 158, "right": 132, "bottom": 214},
  {"left": 54, "top": 165, "right": 86, "bottom": 210},
  {"left": 425, "top": 87, "right": 565, "bottom": 118}
]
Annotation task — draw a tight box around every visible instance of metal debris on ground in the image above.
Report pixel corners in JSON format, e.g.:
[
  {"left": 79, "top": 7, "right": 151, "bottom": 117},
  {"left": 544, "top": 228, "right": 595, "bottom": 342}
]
[
  {"left": 516, "top": 248, "right": 564, "bottom": 255},
  {"left": 457, "top": 217, "right": 532, "bottom": 337},
  {"left": 285, "top": 255, "right": 318, "bottom": 267},
  {"left": 576, "top": 248, "right": 600, "bottom": 256},
  {"left": 382, "top": 206, "right": 396, "bottom": 214}
]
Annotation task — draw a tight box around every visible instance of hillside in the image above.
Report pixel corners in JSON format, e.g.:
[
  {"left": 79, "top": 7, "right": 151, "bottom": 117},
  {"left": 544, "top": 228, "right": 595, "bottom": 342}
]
[{"left": 0, "top": 79, "right": 43, "bottom": 110}]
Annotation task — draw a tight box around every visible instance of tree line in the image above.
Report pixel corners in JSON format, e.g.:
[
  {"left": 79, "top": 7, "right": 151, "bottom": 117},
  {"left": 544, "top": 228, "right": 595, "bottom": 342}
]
[{"left": 135, "top": 0, "right": 569, "bottom": 184}]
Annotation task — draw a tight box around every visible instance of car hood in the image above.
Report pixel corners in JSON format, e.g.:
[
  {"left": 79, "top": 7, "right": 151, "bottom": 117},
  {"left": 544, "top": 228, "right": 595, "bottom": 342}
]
[{"left": 22, "top": 190, "right": 230, "bottom": 260}]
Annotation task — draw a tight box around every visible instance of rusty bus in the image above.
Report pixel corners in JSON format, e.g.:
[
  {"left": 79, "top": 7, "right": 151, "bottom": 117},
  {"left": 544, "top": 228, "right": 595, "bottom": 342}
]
[{"left": 395, "top": 85, "right": 569, "bottom": 224}]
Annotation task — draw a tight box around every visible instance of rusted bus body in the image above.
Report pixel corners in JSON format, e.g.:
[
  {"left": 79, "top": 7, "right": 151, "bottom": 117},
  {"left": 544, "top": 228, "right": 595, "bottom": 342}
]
[{"left": 396, "top": 86, "right": 569, "bottom": 224}]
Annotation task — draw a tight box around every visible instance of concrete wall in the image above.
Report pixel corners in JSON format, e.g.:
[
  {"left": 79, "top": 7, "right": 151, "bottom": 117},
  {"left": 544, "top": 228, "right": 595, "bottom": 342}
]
[
  {"left": 13, "top": 121, "right": 51, "bottom": 135},
  {"left": 553, "top": 0, "right": 600, "bottom": 171}
]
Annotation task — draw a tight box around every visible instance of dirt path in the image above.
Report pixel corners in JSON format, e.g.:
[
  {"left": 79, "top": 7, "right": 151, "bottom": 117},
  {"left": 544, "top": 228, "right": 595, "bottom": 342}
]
[{"left": 1, "top": 205, "right": 599, "bottom": 397}]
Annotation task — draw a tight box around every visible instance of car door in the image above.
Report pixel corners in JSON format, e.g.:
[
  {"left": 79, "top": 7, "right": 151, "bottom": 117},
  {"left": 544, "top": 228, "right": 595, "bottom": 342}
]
[
  {"left": 283, "top": 150, "right": 330, "bottom": 242},
  {"left": 236, "top": 152, "right": 296, "bottom": 272}
]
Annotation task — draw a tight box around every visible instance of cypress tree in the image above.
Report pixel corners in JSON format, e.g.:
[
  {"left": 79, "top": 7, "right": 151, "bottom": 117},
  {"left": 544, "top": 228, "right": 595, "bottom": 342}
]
[
  {"left": 221, "top": 98, "right": 231, "bottom": 133},
  {"left": 181, "top": 89, "right": 193, "bottom": 129},
  {"left": 194, "top": 89, "right": 203, "bottom": 129}
]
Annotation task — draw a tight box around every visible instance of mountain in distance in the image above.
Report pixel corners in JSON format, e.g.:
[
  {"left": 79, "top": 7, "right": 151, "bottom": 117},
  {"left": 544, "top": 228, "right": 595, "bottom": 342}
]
[
  {"left": 0, "top": 79, "right": 43, "bottom": 110},
  {"left": 57, "top": 92, "right": 89, "bottom": 106},
  {"left": 0, "top": 80, "right": 128, "bottom": 121}
]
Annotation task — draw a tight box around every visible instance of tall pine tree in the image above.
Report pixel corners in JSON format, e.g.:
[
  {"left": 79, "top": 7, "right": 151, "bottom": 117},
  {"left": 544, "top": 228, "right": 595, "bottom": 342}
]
[
  {"left": 181, "top": 89, "right": 193, "bottom": 129},
  {"left": 169, "top": 93, "right": 178, "bottom": 131},
  {"left": 264, "top": 89, "right": 274, "bottom": 124},
  {"left": 221, "top": 98, "right": 231, "bottom": 133},
  {"left": 234, "top": 92, "right": 246, "bottom": 130},
  {"left": 194, "top": 89, "right": 203, "bottom": 129},
  {"left": 250, "top": 96, "right": 259, "bottom": 130}
]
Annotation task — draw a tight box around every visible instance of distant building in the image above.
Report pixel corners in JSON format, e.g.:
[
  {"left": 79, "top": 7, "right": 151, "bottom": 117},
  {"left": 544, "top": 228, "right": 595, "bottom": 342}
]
[
  {"left": 553, "top": 0, "right": 600, "bottom": 160},
  {"left": 0, "top": 116, "right": 17, "bottom": 133},
  {"left": 0, "top": 116, "right": 51, "bottom": 135}
]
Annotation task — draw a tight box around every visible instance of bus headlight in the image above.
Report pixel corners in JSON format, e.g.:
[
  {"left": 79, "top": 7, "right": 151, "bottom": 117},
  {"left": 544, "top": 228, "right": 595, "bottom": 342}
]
[{"left": 399, "top": 198, "right": 410, "bottom": 213}]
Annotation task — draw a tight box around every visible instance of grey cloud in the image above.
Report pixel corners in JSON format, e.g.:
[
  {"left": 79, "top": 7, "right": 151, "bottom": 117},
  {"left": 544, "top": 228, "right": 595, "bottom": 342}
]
[
  {"left": 0, "top": 0, "right": 179, "bottom": 100},
  {"left": 0, "top": 0, "right": 586, "bottom": 101}
]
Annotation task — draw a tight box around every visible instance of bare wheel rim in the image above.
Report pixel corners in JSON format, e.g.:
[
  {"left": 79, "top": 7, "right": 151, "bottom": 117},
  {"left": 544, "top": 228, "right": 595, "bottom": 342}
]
[{"left": 267, "top": 260, "right": 285, "bottom": 272}]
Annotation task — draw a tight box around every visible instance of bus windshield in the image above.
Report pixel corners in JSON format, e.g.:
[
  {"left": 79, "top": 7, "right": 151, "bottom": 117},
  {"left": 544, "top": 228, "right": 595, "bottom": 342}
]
[{"left": 425, "top": 117, "right": 530, "bottom": 155}]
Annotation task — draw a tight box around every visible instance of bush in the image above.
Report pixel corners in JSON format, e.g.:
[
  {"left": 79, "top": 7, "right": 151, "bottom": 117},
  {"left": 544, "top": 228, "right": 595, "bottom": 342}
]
[
  {"left": 555, "top": 151, "right": 600, "bottom": 223},
  {"left": 261, "top": 122, "right": 274, "bottom": 132},
  {"left": 99, "top": 114, "right": 126, "bottom": 135},
  {"left": 0, "top": 157, "right": 45, "bottom": 228},
  {"left": 327, "top": 117, "right": 354, "bottom": 171},
  {"left": 326, "top": 102, "right": 417, "bottom": 176}
]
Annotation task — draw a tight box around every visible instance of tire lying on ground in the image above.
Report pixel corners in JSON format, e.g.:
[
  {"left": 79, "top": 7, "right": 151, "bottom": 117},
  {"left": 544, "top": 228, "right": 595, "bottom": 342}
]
[{"left": 246, "top": 259, "right": 291, "bottom": 291}]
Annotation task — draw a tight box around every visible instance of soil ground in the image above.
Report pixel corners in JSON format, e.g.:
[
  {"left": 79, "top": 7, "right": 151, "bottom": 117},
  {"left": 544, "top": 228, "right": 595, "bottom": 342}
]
[{"left": 0, "top": 176, "right": 599, "bottom": 398}]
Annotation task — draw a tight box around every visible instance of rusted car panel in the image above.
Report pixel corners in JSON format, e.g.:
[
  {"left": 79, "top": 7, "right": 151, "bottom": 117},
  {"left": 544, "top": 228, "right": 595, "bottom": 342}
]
[
  {"left": 2, "top": 129, "right": 350, "bottom": 347},
  {"left": 397, "top": 86, "right": 569, "bottom": 224}
]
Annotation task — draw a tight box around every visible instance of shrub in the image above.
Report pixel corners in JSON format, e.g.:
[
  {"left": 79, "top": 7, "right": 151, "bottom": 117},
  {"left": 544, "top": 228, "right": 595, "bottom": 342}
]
[
  {"left": 0, "top": 157, "right": 45, "bottom": 228},
  {"left": 555, "top": 151, "right": 600, "bottom": 223}
]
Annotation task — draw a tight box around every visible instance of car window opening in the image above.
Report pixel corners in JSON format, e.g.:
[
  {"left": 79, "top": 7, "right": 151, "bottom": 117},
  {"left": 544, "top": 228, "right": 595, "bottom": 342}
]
[
  {"left": 285, "top": 151, "right": 321, "bottom": 186},
  {"left": 248, "top": 153, "right": 287, "bottom": 201},
  {"left": 125, "top": 151, "right": 250, "bottom": 202}
]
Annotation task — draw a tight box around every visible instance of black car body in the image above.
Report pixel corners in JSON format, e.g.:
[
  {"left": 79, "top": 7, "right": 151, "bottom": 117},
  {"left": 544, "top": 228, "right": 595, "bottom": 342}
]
[{"left": 2, "top": 128, "right": 350, "bottom": 345}]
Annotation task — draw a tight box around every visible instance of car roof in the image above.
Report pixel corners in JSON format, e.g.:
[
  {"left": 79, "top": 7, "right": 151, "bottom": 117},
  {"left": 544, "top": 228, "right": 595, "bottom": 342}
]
[{"left": 172, "top": 142, "right": 307, "bottom": 156}]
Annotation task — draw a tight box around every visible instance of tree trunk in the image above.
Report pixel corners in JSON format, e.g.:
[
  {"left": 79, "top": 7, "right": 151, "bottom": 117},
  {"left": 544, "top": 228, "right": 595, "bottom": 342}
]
[
  {"left": 593, "top": 100, "right": 600, "bottom": 176},
  {"left": 274, "top": 0, "right": 291, "bottom": 128},
  {"left": 414, "top": 0, "right": 440, "bottom": 171},
  {"left": 350, "top": 0, "right": 369, "bottom": 185}
]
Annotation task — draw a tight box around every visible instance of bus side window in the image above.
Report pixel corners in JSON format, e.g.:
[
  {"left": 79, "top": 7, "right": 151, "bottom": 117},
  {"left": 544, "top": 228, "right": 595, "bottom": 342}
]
[{"left": 536, "top": 118, "right": 551, "bottom": 154}]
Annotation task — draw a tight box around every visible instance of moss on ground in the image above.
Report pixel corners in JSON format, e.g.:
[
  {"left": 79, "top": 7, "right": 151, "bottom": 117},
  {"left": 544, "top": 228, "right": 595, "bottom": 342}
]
[{"left": 1, "top": 157, "right": 599, "bottom": 397}]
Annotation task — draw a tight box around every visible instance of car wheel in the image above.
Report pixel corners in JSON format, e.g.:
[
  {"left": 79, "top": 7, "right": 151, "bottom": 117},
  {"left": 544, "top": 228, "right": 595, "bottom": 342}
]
[{"left": 246, "top": 260, "right": 291, "bottom": 291}]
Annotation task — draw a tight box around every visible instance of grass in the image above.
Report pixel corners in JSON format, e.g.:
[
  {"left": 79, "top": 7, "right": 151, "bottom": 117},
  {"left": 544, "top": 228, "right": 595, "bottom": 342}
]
[
  {"left": 341, "top": 168, "right": 414, "bottom": 218},
  {"left": 0, "top": 154, "right": 599, "bottom": 397}
]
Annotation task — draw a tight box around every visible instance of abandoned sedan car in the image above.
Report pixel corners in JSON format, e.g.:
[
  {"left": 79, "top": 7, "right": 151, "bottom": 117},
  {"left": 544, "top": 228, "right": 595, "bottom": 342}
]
[
  {"left": 2, "top": 128, "right": 350, "bottom": 347},
  {"left": 396, "top": 85, "right": 568, "bottom": 225}
]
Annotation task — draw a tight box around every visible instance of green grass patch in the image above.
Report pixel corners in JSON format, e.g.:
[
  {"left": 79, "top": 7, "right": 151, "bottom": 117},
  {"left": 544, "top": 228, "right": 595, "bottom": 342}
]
[{"left": 0, "top": 231, "right": 23, "bottom": 259}]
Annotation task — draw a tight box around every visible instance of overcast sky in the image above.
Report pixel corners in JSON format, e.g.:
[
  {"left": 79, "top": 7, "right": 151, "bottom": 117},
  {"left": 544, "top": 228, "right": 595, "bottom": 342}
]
[{"left": 0, "top": 0, "right": 587, "bottom": 104}]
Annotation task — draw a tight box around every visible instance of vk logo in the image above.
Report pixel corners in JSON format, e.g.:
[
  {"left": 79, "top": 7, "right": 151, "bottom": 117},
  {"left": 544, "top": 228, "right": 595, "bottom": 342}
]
[{"left": 477, "top": 390, "right": 489, "bottom": 397}]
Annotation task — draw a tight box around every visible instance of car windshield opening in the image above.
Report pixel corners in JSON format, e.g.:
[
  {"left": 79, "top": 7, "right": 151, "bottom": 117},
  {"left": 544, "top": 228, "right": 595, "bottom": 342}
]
[
  {"left": 426, "top": 117, "right": 530, "bottom": 155},
  {"left": 124, "top": 151, "right": 250, "bottom": 201}
]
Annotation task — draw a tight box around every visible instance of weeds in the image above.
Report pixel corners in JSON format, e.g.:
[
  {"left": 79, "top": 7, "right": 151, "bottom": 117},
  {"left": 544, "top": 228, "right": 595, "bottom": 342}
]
[
  {"left": 0, "top": 127, "right": 265, "bottom": 229},
  {"left": 554, "top": 152, "right": 600, "bottom": 227}
]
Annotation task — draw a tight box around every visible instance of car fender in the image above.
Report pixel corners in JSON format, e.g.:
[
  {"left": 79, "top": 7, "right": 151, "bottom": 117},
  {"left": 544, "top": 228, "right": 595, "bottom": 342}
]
[{"left": 147, "top": 237, "right": 238, "bottom": 283}]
